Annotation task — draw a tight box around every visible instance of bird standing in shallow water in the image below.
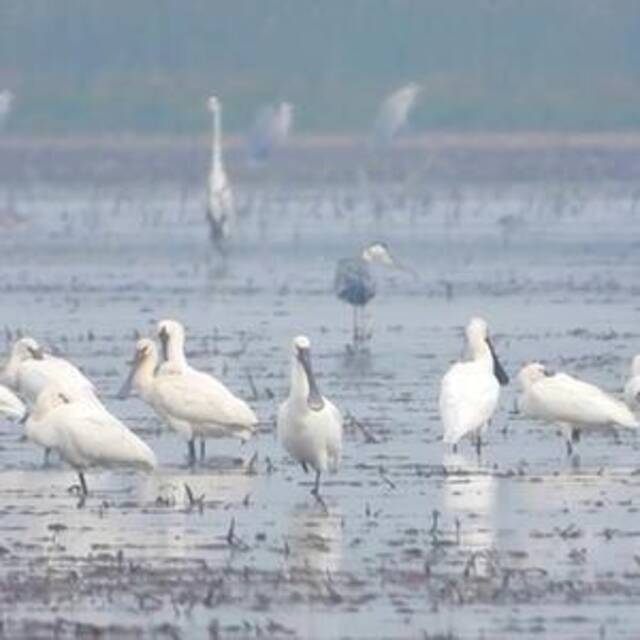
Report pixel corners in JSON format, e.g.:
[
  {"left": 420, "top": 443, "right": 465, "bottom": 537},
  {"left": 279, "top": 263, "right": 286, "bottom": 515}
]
[
  {"left": 118, "top": 321, "right": 258, "bottom": 466},
  {"left": 278, "top": 336, "right": 342, "bottom": 506},
  {"left": 26, "top": 384, "right": 156, "bottom": 497},
  {"left": 518, "top": 362, "right": 639, "bottom": 456},
  {"left": 334, "top": 242, "right": 399, "bottom": 348},
  {"left": 439, "top": 317, "right": 509, "bottom": 454},
  {"left": 205, "top": 96, "right": 234, "bottom": 250}
]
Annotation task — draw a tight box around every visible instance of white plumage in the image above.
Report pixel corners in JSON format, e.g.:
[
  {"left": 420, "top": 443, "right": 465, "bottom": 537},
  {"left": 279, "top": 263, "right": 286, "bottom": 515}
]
[
  {"left": 248, "top": 101, "right": 294, "bottom": 162},
  {"left": 25, "top": 384, "right": 156, "bottom": 495},
  {"left": 206, "top": 95, "right": 234, "bottom": 247},
  {"left": 624, "top": 354, "right": 640, "bottom": 411},
  {"left": 0, "top": 384, "right": 26, "bottom": 421},
  {"left": 2, "top": 336, "right": 98, "bottom": 405},
  {"left": 518, "top": 362, "right": 639, "bottom": 454},
  {"left": 372, "top": 82, "right": 421, "bottom": 146},
  {"left": 120, "top": 320, "right": 258, "bottom": 465},
  {"left": 278, "top": 336, "right": 343, "bottom": 498},
  {"left": 439, "top": 317, "right": 509, "bottom": 452}
]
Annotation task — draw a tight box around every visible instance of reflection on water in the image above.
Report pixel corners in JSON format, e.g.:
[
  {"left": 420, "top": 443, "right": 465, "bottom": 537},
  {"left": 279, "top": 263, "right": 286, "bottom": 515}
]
[{"left": 441, "top": 452, "right": 497, "bottom": 549}]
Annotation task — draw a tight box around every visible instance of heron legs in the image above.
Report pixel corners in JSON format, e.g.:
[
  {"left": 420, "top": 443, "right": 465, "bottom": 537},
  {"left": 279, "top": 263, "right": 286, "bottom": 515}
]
[
  {"left": 188, "top": 438, "right": 197, "bottom": 467},
  {"left": 78, "top": 472, "right": 88, "bottom": 496},
  {"left": 200, "top": 438, "right": 206, "bottom": 462}
]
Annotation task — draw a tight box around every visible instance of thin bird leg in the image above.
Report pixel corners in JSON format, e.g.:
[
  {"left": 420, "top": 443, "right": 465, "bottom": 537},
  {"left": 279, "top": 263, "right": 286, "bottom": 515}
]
[
  {"left": 311, "top": 470, "right": 328, "bottom": 513},
  {"left": 43, "top": 447, "right": 51, "bottom": 467},
  {"left": 352, "top": 306, "right": 359, "bottom": 345},
  {"left": 188, "top": 438, "right": 197, "bottom": 466},
  {"left": 475, "top": 433, "right": 482, "bottom": 457},
  {"left": 200, "top": 438, "right": 206, "bottom": 462},
  {"left": 78, "top": 472, "right": 88, "bottom": 496},
  {"left": 565, "top": 439, "right": 573, "bottom": 457}
]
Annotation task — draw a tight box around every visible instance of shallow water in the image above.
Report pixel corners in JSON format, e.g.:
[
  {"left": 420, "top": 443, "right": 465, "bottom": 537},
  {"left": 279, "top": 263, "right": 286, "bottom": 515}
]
[{"left": 0, "top": 167, "right": 639, "bottom": 638}]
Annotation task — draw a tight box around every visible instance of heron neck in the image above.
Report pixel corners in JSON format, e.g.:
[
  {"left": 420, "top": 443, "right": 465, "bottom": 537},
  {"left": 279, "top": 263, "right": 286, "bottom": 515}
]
[{"left": 211, "top": 107, "right": 222, "bottom": 170}]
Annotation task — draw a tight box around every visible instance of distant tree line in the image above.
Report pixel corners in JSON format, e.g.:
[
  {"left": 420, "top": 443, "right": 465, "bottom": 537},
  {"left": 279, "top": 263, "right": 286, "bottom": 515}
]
[{"left": 0, "top": 0, "right": 639, "bottom": 134}]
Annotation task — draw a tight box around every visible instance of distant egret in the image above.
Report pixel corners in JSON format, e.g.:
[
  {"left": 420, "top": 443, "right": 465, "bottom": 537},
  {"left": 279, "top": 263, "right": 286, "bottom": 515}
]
[
  {"left": 333, "top": 242, "right": 399, "bottom": 345},
  {"left": 624, "top": 355, "right": 640, "bottom": 411},
  {"left": 518, "top": 362, "right": 639, "bottom": 455},
  {"left": 278, "top": 336, "right": 342, "bottom": 502},
  {"left": 440, "top": 317, "right": 509, "bottom": 453},
  {"left": 371, "top": 82, "right": 421, "bottom": 146},
  {"left": 0, "top": 90, "right": 13, "bottom": 130},
  {"left": 206, "top": 96, "right": 234, "bottom": 248},
  {"left": 248, "top": 101, "right": 294, "bottom": 162},
  {"left": 26, "top": 384, "right": 156, "bottom": 496}
]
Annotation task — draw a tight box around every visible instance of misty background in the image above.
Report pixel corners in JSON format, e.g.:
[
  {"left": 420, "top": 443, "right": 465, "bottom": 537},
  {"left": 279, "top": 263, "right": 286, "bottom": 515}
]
[{"left": 2, "top": 0, "right": 640, "bottom": 134}]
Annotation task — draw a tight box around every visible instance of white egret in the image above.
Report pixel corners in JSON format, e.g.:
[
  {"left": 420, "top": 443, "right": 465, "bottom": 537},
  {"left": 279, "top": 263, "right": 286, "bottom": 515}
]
[
  {"left": 206, "top": 95, "right": 234, "bottom": 248},
  {"left": 439, "top": 317, "right": 509, "bottom": 453},
  {"left": 0, "top": 90, "right": 13, "bottom": 130},
  {"left": 119, "top": 322, "right": 258, "bottom": 465},
  {"left": 25, "top": 384, "right": 156, "bottom": 496},
  {"left": 248, "top": 101, "right": 294, "bottom": 162},
  {"left": 624, "top": 355, "right": 640, "bottom": 411},
  {"left": 334, "top": 241, "right": 402, "bottom": 346},
  {"left": 371, "top": 82, "right": 421, "bottom": 146},
  {"left": 278, "top": 336, "right": 343, "bottom": 501},
  {"left": 518, "top": 362, "right": 639, "bottom": 455}
]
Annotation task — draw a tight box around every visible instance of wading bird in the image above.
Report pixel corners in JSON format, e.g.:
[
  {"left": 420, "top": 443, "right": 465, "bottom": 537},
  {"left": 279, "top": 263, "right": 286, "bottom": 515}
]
[
  {"left": 119, "top": 321, "right": 258, "bottom": 465},
  {"left": 518, "top": 362, "right": 639, "bottom": 455},
  {"left": 2, "top": 337, "right": 98, "bottom": 405},
  {"left": 278, "top": 336, "right": 342, "bottom": 505},
  {"left": 206, "top": 96, "right": 234, "bottom": 249},
  {"left": 25, "top": 384, "right": 156, "bottom": 496},
  {"left": 440, "top": 317, "right": 509, "bottom": 454},
  {"left": 248, "top": 101, "right": 294, "bottom": 162},
  {"left": 334, "top": 242, "right": 400, "bottom": 346},
  {"left": 371, "top": 83, "right": 421, "bottom": 146}
]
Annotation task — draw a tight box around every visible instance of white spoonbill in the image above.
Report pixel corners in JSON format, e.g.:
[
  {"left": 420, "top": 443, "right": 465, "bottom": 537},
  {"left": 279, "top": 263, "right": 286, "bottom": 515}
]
[
  {"left": 278, "top": 336, "right": 343, "bottom": 501},
  {"left": 439, "top": 317, "right": 509, "bottom": 453},
  {"left": 624, "top": 354, "right": 640, "bottom": 411},
  {"left": 206, "top": 95, "right": 234, "bottom": 249},
  {"left": 119, "top": 324, "right": 258, "bottom": 465},
  {"left": 518, "top": 362, "right": 639, "bottom": 455},
  {"left": 25, "top": 384, "right": 156, "bottom": 496},
  {"left": 2, "top": 337, "right": 98, "bottom": 404},
  {"left": 0, "top": 384, "right": 26, "bottom": 421}
]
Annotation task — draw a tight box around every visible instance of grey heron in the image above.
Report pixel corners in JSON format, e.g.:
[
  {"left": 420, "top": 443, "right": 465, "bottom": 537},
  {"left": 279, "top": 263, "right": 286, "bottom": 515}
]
[{"left": 333, "top": 242, "right": 398, "bottom": 346}]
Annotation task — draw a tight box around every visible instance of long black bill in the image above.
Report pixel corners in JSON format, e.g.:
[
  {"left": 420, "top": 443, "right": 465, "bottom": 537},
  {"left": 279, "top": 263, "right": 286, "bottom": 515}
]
[
  {"left": 486, "top": 337, "right": 509, "bottom": 386},
  {"left": 117, "top": 354, "right": 141, "bottom": 400},
  {"left": 297, "top": 348, "right": 325, "bottom": 411},
  {"left": 159, "top": 329, "right": 169, "bottom": 362}
]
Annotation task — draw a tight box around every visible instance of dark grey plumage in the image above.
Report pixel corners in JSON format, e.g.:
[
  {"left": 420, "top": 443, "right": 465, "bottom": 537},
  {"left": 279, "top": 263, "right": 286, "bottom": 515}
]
[{"left": 334, "top": 258, "right": 377, "bottom": 308}]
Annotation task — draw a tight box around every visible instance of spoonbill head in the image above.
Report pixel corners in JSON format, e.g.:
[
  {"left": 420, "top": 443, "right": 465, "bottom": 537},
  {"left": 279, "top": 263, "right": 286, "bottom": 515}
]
[
  {"left": 157, "top": 319, "right": 186, "bottom": 366},
  {"left": 291, "top": 335, "right": 324, "bottom": 412},
  {"left": 10, "top": 337, "right": 45, "bottom": 363},
  {"left": 117, "top": 338, "right": 158, "bottom": 400},
  {"left": 466, "top": 317, "right": 509, "bottom": 386}
]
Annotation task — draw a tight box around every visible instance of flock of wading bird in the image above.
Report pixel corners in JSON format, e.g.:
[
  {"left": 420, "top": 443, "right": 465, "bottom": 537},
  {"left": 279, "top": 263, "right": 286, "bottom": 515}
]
[{"left": 0, "top": 312, "right": 638, "bottom": 505}]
